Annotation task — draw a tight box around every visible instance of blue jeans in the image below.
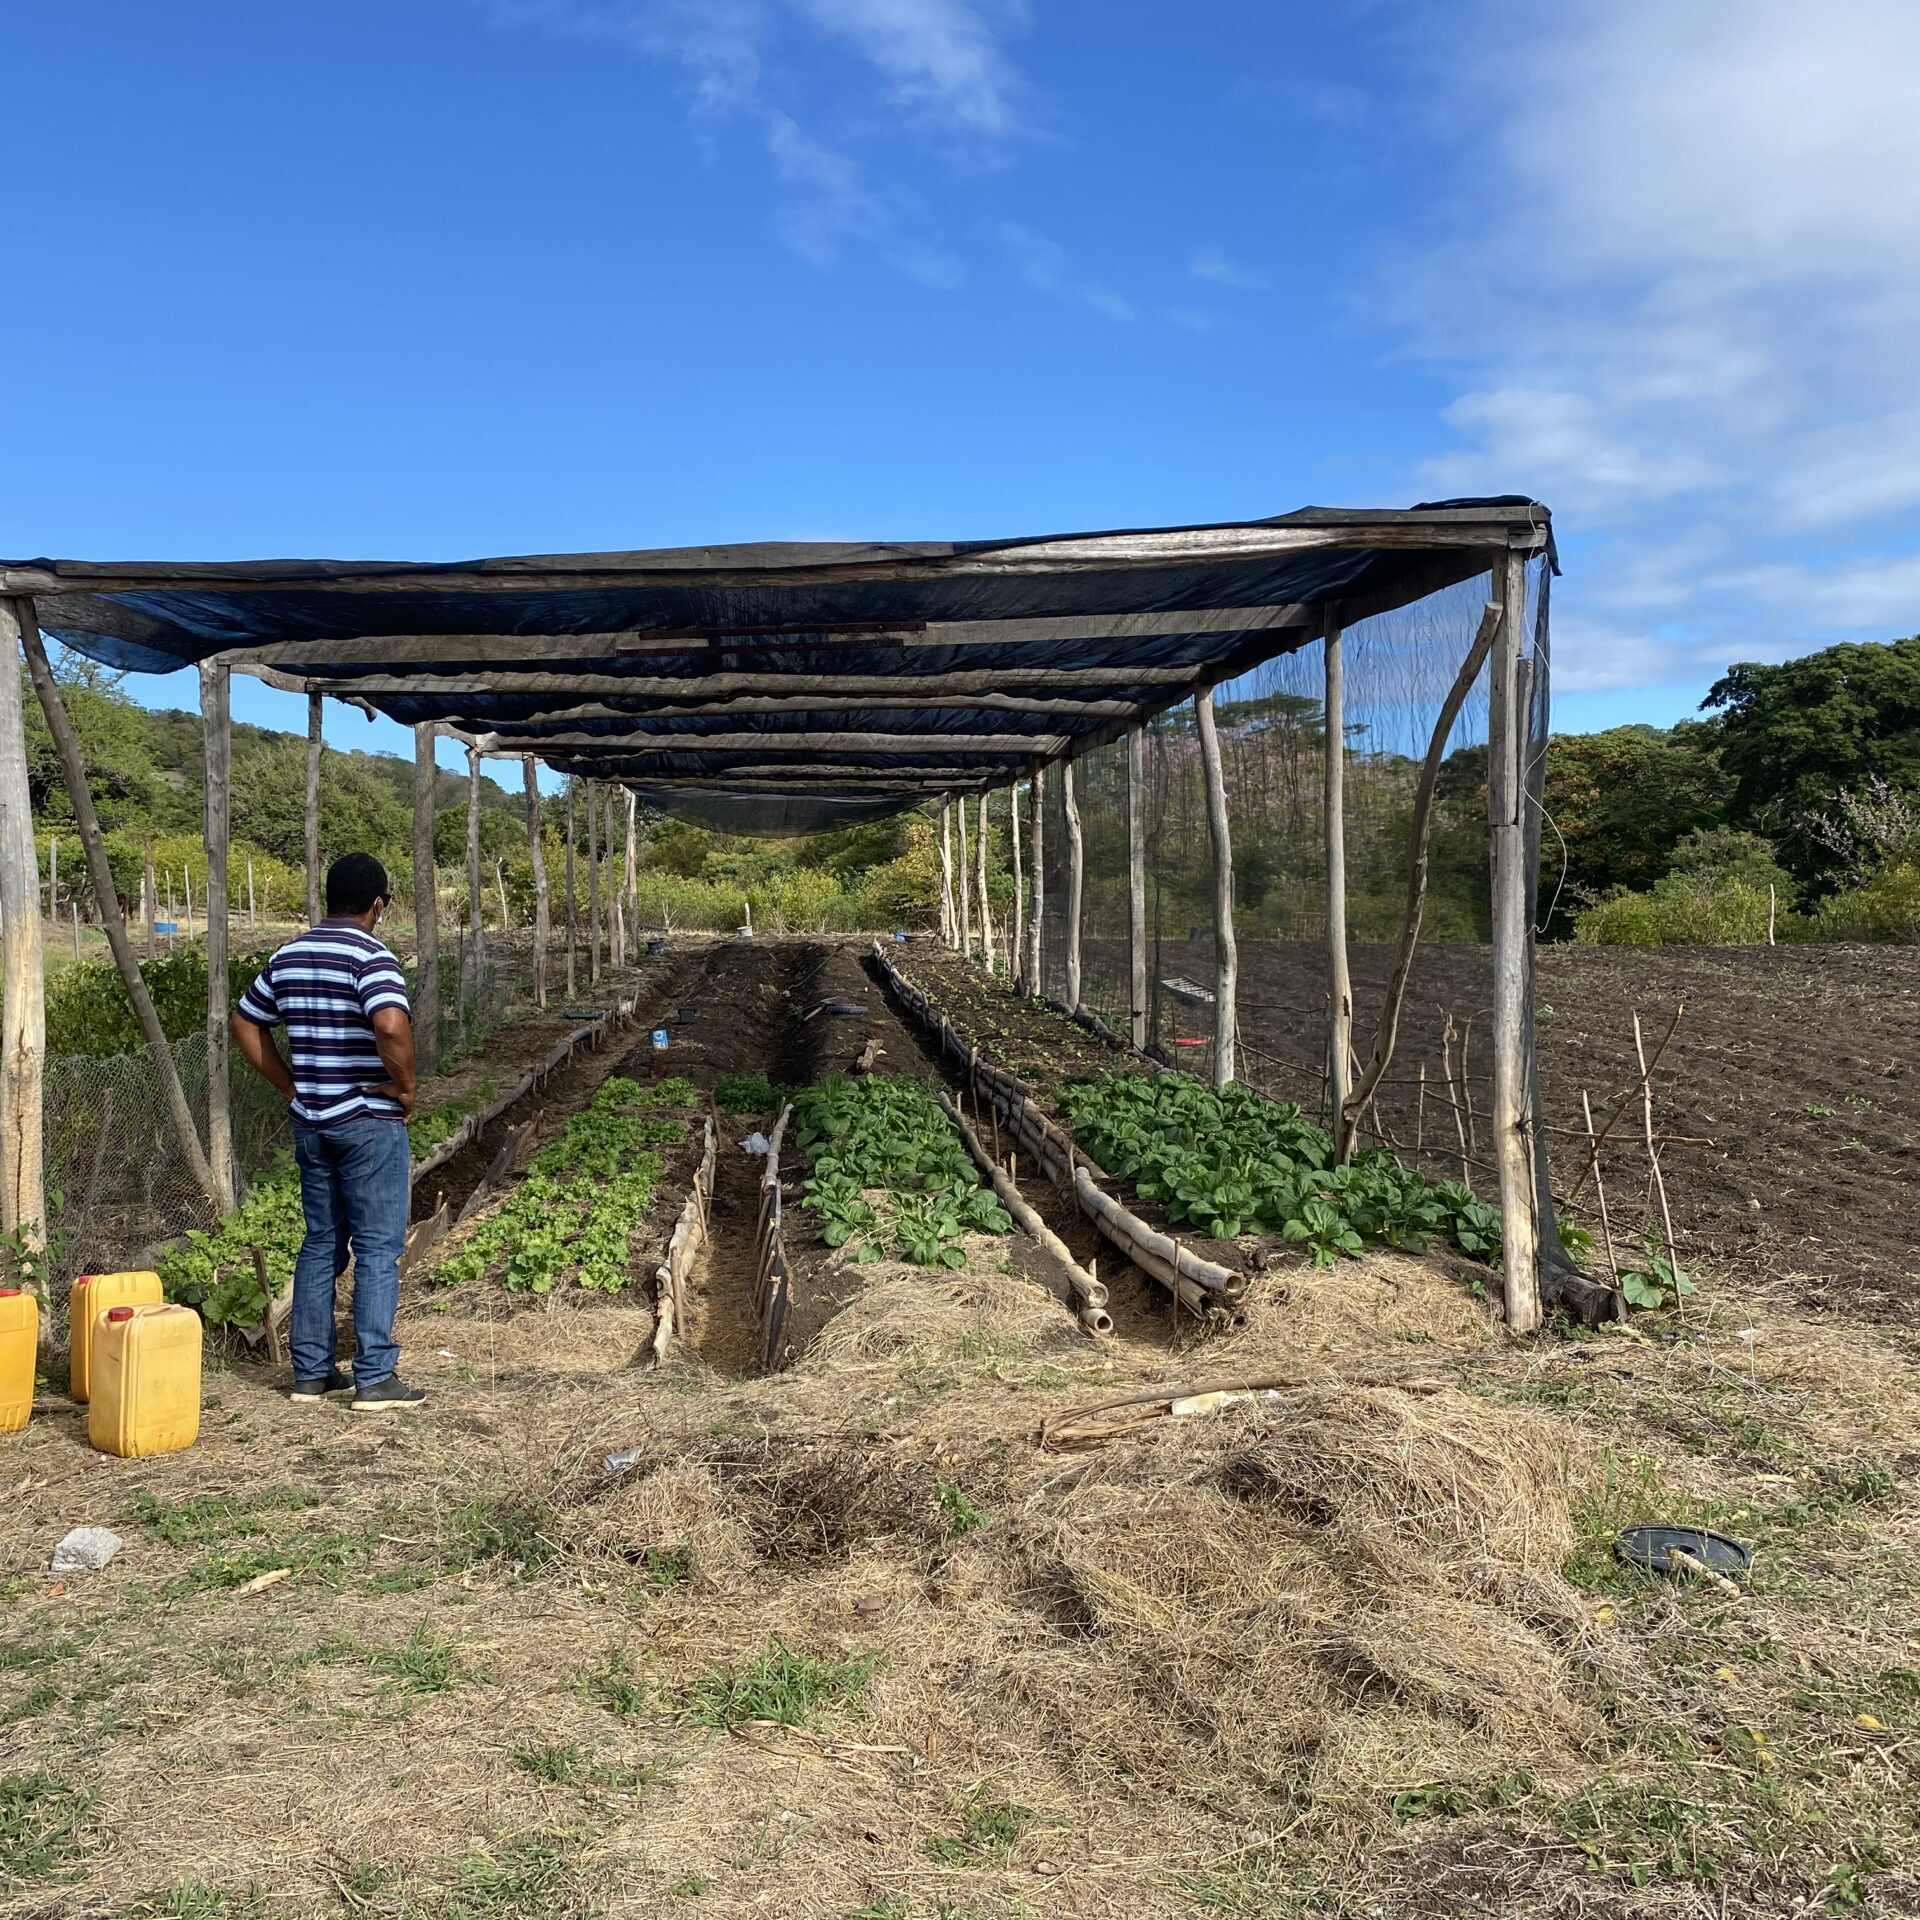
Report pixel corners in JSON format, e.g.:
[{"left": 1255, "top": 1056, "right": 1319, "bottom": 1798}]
[{"left": 290, "top": 1116, "right": 411, "bottom": 1387}]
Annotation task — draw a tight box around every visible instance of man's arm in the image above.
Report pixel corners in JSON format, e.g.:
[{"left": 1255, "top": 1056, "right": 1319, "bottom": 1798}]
[
  {"left": 230, "top": 1012, "right": 296, "bottom": 1103},
  {"left": 368, "top": 1006, "right": 416, "bottom": 1118}
]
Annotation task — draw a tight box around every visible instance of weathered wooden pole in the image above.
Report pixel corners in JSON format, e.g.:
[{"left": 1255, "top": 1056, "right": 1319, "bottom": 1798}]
[
  {"left": 1026, "top": 763, "right": 1045, "bottom": 996},
  {"left": 0, "top": 600, "right": 46, "bottom": 1258},
  {"left": 1061, "top": 757, "right": 1084, "bottom": 1014},
  {"left": 564, "top": 777, "right": 578, "bottom": 997},
  {"left": 624, "top": 789, "right": 638, "bottom": 945},
  {"left": 199, "top": 661, "right": 237, "bottom": 1210},
  {"left": 412, "top": 723, "right": 440, "bottom": 1072},
  {"left": 586, "top": 779, "right": 602, "bottom": 984},
  {"left": 246, "top": 855, "right": 256, "bottom": 932},
  {"left": 465, "top": 743, "right": 485, "bottom": 1007},
  {"left": 1324, "top": 612, "right": 1353, "bottom": 1129},
  {"left": 937, "top": 797, "right": 956, "bottom": 945},
  {"left": 606, "top": 785, "right": 626, "bottom": 968},
  {"left": 144, "top": 842, "right": 157, "bottom": 959},
  {"left": 1488, "top": 549, "right": 1542, "bottom": 1332},
  {"left": 304, "top": 690, "right": 323, "bottom": 923},
  {"left": 954, "top": 794, "right": 973, "bottom": 959},
  {"left": 1194, "top": 689, "right": 1238, "bottom": 1087},
  {"left": 1127, "top": 728, "right": 1148, "bottom": 1049},
  {"left": 18, "top": 603, "right": 224, "bottom": 1216},
  {"left": 46, "top": 837, "right": 57, "bottom": 924},
  {"left": 523, "top": 756, "right": 550, "bottom": 1009},
  {"left": 1008, "top": 781, "right": 1025, "bottom": 991},
  {"left": 976, "top": 791, "right": 995, "bottom": 973}
]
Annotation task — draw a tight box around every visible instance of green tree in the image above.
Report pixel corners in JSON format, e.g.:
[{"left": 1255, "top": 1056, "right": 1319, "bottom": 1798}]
[
  {"left": 1542, "top": 722, "right": 1730, "bottom": 932},
  {"left": 21, "top": 656, "right": 161, "bottom": 827},
  {"left": 1705, "top": 636, "right": 1920, "bottom": 882}
]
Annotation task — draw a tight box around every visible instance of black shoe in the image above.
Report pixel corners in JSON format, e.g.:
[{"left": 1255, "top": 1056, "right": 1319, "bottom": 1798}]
[
  {"left": 350, "top": 1374, "right": 427, "bottom": 1413},
  {"left": 289, "top": 1369, "right": 352, "bottom": 1402}
]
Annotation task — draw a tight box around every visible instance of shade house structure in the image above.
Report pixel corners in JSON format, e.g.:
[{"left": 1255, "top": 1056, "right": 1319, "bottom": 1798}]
[{"left": 0, "top": 497, "right": 1611, "bottom": 1332}]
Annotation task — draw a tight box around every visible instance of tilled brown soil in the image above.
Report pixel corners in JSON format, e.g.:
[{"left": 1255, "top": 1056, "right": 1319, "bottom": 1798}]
[{"left": 1133, "top": 937, "right": 1920, "bottom": 1328}]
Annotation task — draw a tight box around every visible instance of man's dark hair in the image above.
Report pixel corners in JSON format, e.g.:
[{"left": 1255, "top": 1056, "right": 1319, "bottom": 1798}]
[{"left": 324, "top": 853, "right": 390, "bottom": 915}]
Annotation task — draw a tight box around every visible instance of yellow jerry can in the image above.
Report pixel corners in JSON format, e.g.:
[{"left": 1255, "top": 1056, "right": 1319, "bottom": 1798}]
[
  {"left": 69, "top": 1271, "right": 164, "bottom": 1403},
  {"left": 87, "top": 1304, "right": 202, "bottom": 1460},
  {"left": 0, "top": 1287, "right": 37, "bottom": 1433}
]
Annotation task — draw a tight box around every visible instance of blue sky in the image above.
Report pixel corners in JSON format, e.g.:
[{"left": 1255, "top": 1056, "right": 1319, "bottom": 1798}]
[{"left": 6, "top": 0, "right": 1918, "bottom": 776}]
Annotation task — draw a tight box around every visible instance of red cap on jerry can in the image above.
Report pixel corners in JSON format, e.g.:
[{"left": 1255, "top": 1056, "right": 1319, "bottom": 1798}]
[{"left": 106, "top": 1306, "right": 136, "bottom": 1322}]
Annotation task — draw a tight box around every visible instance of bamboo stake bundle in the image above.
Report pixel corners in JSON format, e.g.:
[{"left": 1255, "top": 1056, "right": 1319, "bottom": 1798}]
[{"left": 955, "top": 792, "right": 973, "bottom": 959}]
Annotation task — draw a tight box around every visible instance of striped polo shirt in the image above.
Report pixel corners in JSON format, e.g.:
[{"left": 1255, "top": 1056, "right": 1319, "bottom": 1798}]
[{"left": 236, "top": 921, "right": 412, "bottom": 1127}]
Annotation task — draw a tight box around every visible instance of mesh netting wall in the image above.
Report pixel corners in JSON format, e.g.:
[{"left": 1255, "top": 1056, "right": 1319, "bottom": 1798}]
[{"left": 1036, "top": 563, "right": 1549, "bottom": 1197}]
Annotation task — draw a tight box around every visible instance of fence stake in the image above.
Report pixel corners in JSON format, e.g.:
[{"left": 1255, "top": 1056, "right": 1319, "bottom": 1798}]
[{"left": 412, "top": 723, "right": 440, "bottom": 1070}]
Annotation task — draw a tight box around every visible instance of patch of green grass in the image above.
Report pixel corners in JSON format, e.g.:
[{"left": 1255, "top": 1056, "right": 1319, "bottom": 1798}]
[
  {"left": 443, "top": 1489, "right": 564, "bottom": 1577},
  {"left": 935, "top": 1482, "right": 986, "bottom": 1538},
  {"left": 321, "top": 1620, "right": 474, "bottom": 1698},
  {"left": 121, "top": 1881, "right": 267, "bottom": 1918},
  {"left": 130, "top": 1485, "right": 319, "bottom": 1549},
  {"left": 925, "top": 1797, "right": 1036, "bottom": 1867},
  {"left": 669, "top": 1875, "right": 711, "bottom": 1897},
  {"left": 1176, "top": 1850, "right": 1332, "bottom": 1917},
  {"left": 439, "top": 1834, "right": 597, "bottom": 1919},
  {"left": 511, "top": 1742, "right": 664, "bottom": 1794},
  {"left": 582, "top": 1645, "right": 652, "bottom": 1719},
  {"left": 678, "top": 1643, "right": 880, "bottom": 1730},
  {"left": 0, "top": 1771, "right": 95, "bottom": 1886},
  {"left": 639, "top": 1545, "right": 694, "bottom": 1591},
  {"left": 846, "top": 1901, "right": 907, "bottom": 1920}
]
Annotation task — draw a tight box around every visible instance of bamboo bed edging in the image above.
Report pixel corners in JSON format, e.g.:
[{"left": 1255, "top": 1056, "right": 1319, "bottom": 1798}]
[
  {"left": 653, "top": 1113, "right": 717, "bottom": 1363},
  {"left": 869, "top": 941, "right": 1250, "bottom": 1317},
  {"left": 938, "top": 1090, "right": 1111, "bottom": 1335}
]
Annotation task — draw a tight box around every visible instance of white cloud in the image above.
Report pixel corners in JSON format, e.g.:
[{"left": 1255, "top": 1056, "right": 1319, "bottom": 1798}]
[
  {"left": 1189, "top": 245, "right": 1266, "bottom": 293},
  {"left": 998, "top": 223, "right": 1134, "bottom": 322},
  {"left": 791, "top": 0, "right": 1022, "bottom": 137},
  {"left": 1398, "top": 0, "right": 1920, "bottom": 688}
]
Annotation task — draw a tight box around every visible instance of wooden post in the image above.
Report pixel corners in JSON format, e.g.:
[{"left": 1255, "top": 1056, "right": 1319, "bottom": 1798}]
[
  {"left": 200, "top": 661, "right": 236, "bottom": 1210},
  {"left": 46, "top": 836, "right": 57, "bottom": 924},
  {"left": 304, "top": 690, "right": 322, "bottom": 923},
  {"left": 144, "top": 842, "right": 156, "bottom": 960},
  {"left": 183, "top": 864, "right": 194, "bottom": 941},
  {"left": 246, "top": 855, "right": 256, "bottom": 932},
  {"left": 412, "top": 723, "right": 440, "bottom": 1072},
  {"left": 71, "top": 903, "right": 80, "bottom": 961},
  {"left": 1324, "top": 612, "right": 1353, "bottom": 1129},
  {"left": 0, "top": 600, "right": 46, "bottom": 1259},
  {"left": 624, "top": 788, "right": 638, "bottom": 947},
  {"left": 494, "top": 856, "right": 509, "bottom": 932},
  {"left": 955, "top": 792, "right": 973, "bottom": 959},
  {"left": 938, "top": 797, "right": 956, "bottom": 945},
  {"left": 1061, "top": 757, "right": 1084, "bottom": 1014},
  {"left": 1027, "top": 763, "right": 1045, "bottom": 997},
  {"left": 606, "top": 785, "right": 625, "bottom": 968},
  {"left": 1488, "top": 549, "right": 1541, "bottom": 1332},
  {"left": 1009, "top": 780, "right": 1025, "bottom": 991},
  {"left": 587, "top": 778, "right": 601, "bottom": 985},
  {"left": 1194, "top": 689, "right": 1237, "bottom": 1088},
  {"left": 564, "top": 777, "right": 577, "bottom": 997},
  {"left": 976, "top": 791, "right": 995, "bottom": 973},
  {"left": 523, "top": 756, "right": 549, "bottom": 1009},
  {"left": 1127, "top": 727, "right": 1148, "bottom": 1049},
  {"left": 17, "top": 602, "right": 224, "bottom": 1217},
  {"left": 465, "top": 742, "right": 485, "bottom": 1006}
]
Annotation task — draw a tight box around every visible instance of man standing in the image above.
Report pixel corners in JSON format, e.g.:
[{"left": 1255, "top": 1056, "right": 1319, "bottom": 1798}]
[{"left": 231, "top": 852, "right": 426, "bottom": 1411}]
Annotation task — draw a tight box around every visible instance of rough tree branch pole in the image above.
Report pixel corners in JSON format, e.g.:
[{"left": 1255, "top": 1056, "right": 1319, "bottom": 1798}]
[
  {"left": 200, "top": 661, "right": 236, "bottom": 1209},
  {"left": 464, "top": 743, "right": 485, "bottom": 1007},
  {"left": 976, "top": 790, "right": 995, "bottom": 973},
  {"left": 955, "top": 792, "right": 973, "bottom": 959},
  {"left": 1008, "top": 779, "right": 1025, "bottom": 992},
  {"left": 412, "top": 723, "right": 440, "bottom": 1072},
  {"left": 1324, "top": 610, "right": 1353, "bottom": 1129},
  {"left": 304, "top": 690, "right": 323, "bottom": 923},
  {"left": 1061, "top": 757, "right": 1083, "bottom": 1013},
  {"left": 1127, "top": 726, "right": 1148, "bottom": 1049},
  {"left": 1194, "top": 688, "right": 1238, "bottom": 1087},
  {"left": 524, "top": 756, "right": 550, "bottom": 1008},
  {"left": 1026, "top": 763, "right": 1044, "bottom": 996},
  {"left": 1488, "top": 547, "right": 1542, "bottom": 1331},
  {"left": 0, "top": 600, "right": 46, "bottom": 1252},
  {"left": 17, "top": 601, "right": 226, "bottom": 1218}
]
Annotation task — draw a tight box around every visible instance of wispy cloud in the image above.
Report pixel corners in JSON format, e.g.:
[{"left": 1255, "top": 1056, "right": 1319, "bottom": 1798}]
[
  {"left": 791, "top": 0, "right": 1023, "bottom": 138},
  {"left": 1188, "top": 244, "right": 1266, "bottom": 293},
  {"left": 1395, "top": 0, "right": 1920, "bottom": 694},
  {"left": 487, "top": 0, "right": 1025, "bottom": 284},
  {"left": 997, "top": 223, "right": 1134, "bottom": 322}
]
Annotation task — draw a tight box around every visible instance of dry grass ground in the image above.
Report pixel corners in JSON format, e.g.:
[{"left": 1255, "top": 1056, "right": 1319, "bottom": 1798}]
[{"left": 4, "top": 1237, "right": 1917, "bottom": 1920}]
